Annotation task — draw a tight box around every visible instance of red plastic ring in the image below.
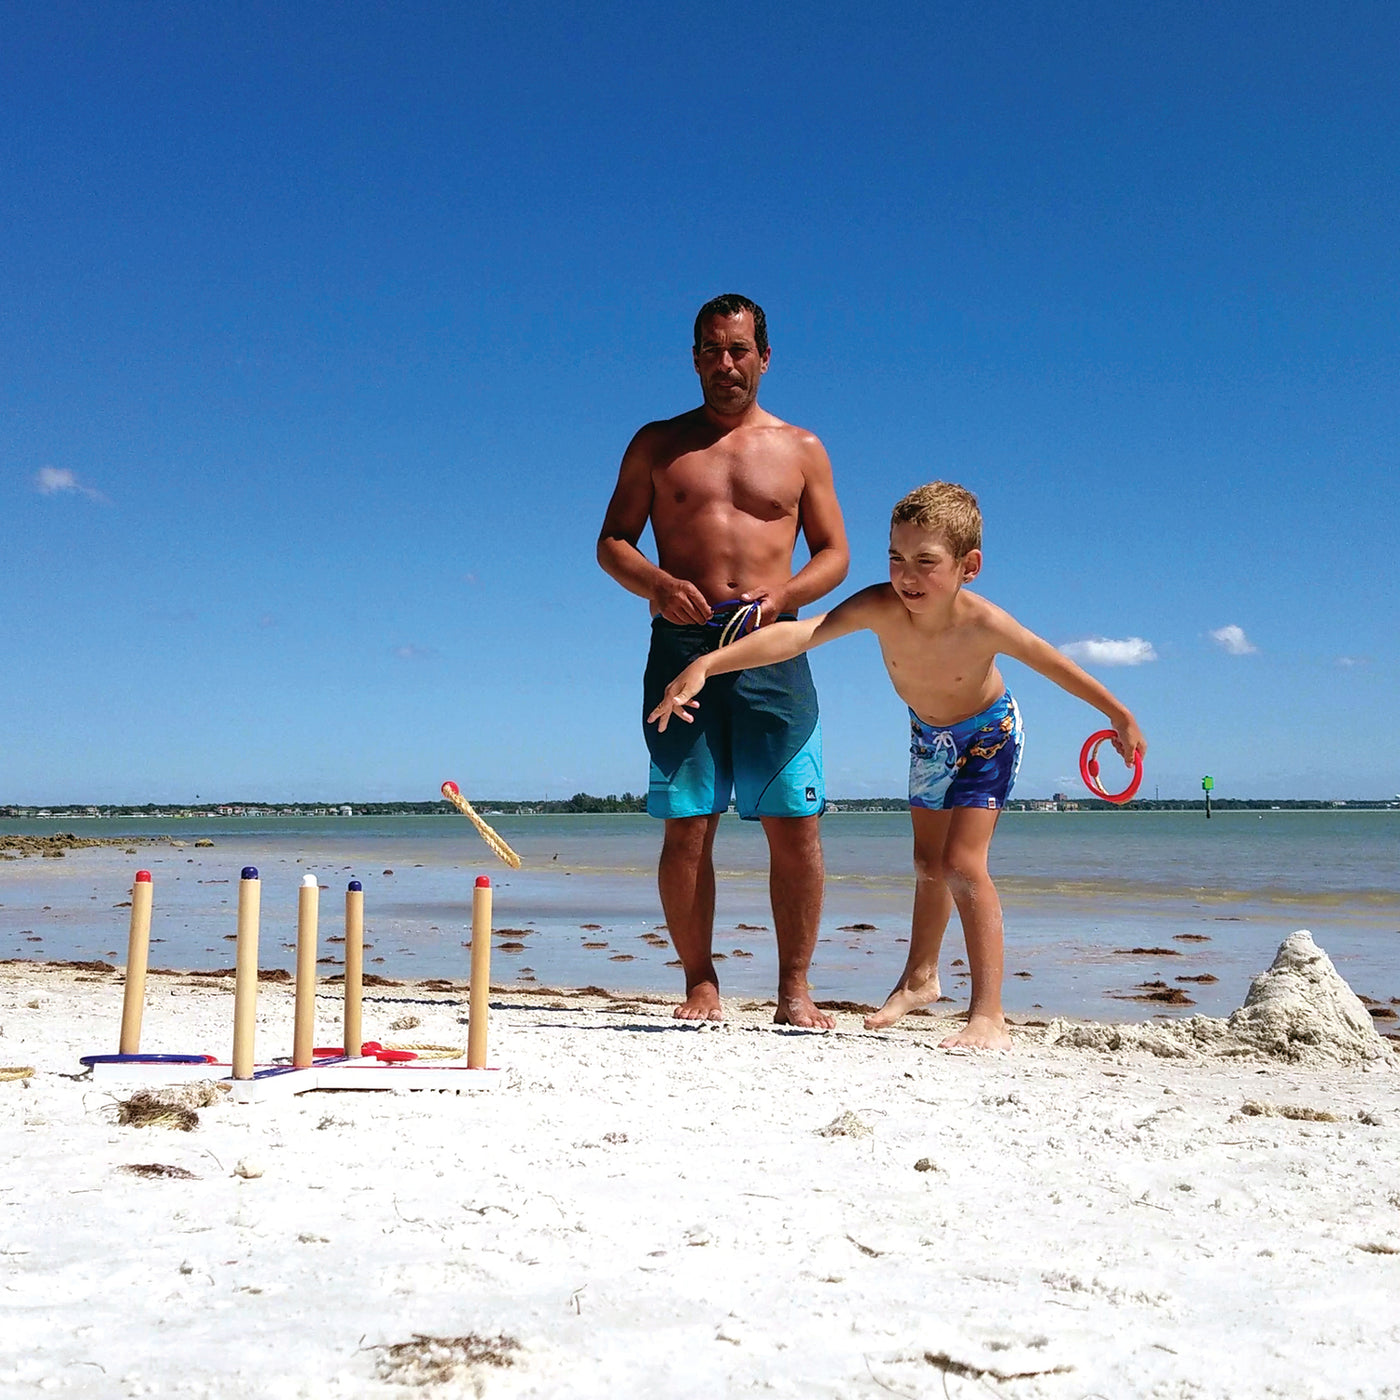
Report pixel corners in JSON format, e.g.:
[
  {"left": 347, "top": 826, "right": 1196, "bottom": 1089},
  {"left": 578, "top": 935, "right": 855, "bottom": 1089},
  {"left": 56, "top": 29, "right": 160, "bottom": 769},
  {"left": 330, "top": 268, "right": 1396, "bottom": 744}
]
[
  {"left": 373, "top": 1049, "right": 419, "bottom": 1063},
  {"left": 1079, "top": 730, "right": 1143, "bottom": 804}
]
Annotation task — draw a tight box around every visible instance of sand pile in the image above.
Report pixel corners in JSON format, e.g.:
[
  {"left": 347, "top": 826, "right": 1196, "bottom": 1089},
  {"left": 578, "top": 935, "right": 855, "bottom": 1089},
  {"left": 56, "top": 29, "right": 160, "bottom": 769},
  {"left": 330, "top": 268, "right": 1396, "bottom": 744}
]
[{"left": 1045, "top": 930, "right": 1394, "bottom": 1066}]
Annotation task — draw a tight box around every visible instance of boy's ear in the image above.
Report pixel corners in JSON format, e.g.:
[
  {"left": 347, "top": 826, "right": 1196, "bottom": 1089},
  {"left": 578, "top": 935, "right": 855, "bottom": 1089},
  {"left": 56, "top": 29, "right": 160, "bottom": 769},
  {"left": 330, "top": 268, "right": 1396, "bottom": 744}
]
[{"left": 960, "top": 549, "right": 983, "bottom": 582}]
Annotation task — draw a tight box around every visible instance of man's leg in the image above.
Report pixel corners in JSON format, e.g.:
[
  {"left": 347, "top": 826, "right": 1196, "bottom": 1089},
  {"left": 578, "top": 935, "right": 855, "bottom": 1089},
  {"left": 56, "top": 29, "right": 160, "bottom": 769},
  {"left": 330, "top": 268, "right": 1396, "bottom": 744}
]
[
  {"left": 658, "top": 813, "right": 723, "bottom": 1021},
  {"left": 865, "top": 806, "right": 954, "bottom": 1029},
  {"left": 937, "top": 807, "right": 1010, "bottom": 1050},
  {"left": 760, "top": 815, "right": 833, "bottom": 1029}
]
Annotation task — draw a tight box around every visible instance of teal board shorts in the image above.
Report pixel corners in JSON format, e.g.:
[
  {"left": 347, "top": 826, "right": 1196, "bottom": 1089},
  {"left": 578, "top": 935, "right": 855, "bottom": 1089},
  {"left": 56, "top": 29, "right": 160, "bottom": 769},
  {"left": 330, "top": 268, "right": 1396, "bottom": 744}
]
[{"left": 643, "top": 610, "right": 824, "bottom": 821}]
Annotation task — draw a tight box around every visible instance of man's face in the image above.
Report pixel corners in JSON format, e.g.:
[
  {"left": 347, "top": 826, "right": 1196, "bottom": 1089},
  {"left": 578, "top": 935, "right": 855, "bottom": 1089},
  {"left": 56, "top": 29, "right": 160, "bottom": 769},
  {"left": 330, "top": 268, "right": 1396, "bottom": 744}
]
[{"left": 693, "top": 311, "right": 770, "bottom": 416}]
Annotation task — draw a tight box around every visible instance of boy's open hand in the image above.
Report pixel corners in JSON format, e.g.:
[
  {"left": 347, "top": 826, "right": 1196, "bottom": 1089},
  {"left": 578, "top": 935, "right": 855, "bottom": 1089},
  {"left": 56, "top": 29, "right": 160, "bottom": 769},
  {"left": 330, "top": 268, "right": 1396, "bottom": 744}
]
[{"left": 647, "top": 662, "right": 708, "bottom": 733}]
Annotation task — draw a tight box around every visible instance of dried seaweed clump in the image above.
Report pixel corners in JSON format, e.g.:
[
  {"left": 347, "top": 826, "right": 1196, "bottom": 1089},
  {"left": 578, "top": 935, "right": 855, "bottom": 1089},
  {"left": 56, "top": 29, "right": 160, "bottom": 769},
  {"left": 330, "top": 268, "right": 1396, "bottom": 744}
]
[
  {"left": 115, "top": 1083, "right": 223, "bottom": 1130},
  {"left": 119, "top": 1163, "right": 199, "bottom": 1179},
  {"left": 1240, "top": 1101, "right": 1340, "bottom": 1122},
  {"left": 374, "top": 1333, "right": 520, "bottom": 1386}
]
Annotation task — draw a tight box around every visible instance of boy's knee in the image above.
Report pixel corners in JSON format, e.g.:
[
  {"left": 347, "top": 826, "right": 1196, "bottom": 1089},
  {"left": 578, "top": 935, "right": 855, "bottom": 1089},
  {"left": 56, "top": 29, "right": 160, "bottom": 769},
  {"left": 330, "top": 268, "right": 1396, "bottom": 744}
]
[
  {"left": 944, "top": 858, "right": 992, "bottom": 898},
  {"left": 912, "top": 850, "right": 946, "bottom": 882}
]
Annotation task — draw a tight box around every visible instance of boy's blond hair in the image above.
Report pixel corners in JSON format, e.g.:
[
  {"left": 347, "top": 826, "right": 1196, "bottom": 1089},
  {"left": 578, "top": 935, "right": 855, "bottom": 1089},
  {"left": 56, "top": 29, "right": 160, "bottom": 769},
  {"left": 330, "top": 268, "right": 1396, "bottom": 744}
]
[{"left": 890, "top": 482, "right": 982, "bottom": 558}]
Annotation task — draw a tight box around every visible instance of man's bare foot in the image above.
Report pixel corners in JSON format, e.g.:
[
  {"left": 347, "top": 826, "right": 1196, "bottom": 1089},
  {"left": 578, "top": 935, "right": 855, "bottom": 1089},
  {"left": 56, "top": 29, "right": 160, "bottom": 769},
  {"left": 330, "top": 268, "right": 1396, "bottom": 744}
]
[
  {"left": 938, "top": 1012, "right": 1012, "bottom": 1051},
  {"left": 673, "top": 983, "right": 723, "bottom": 1021},
  {"left": 774, "top": 993, "right": 835, "bottom": 1030},
  {"left": 864, "top": 974, "right": 941, "bottom": 1030}
]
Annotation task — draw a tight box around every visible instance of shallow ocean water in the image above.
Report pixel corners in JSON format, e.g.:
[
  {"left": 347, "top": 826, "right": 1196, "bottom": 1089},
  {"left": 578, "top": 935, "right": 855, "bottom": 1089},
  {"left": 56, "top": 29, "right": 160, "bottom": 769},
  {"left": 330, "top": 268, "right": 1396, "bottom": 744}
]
[{"left": 2, "top": 810, "right": 1397, "bottom": 1023}]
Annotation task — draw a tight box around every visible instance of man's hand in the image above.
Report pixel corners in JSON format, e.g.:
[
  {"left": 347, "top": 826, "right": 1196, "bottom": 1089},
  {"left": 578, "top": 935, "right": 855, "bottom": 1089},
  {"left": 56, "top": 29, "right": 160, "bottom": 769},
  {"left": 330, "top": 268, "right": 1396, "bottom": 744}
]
[
  {"left": 647, "top": 661, "right": 709, "bottom": 733},
  {"left": 654, "top": 575, "right": 713, "bottom": 625},
  {"left": 739, "top": 588, "right": 779, "bottom": 626}
]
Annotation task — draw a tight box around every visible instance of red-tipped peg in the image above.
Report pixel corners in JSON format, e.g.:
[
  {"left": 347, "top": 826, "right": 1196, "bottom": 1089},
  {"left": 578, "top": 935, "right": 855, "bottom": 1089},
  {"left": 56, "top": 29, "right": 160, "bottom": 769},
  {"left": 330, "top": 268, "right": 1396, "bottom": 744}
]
[
  {"left": 134, "top": 870, "right": 152, "bottom": 882},
  {"left": 475, "top": 875, "right": 491, "bottom": 888}
]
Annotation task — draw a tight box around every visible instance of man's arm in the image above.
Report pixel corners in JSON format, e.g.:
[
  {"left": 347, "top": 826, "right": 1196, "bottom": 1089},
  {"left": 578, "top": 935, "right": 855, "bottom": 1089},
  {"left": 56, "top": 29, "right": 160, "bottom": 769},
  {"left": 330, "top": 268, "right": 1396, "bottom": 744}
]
[
  {"left": 744, "top": 435, "right": 849, "bottom": 622},
  {"left": 648, "top": 586, "right": 883, "bottom": 732},
  {"left": 597, "top": 426, "right": 712, "bottom": 625},
  {"left": 991, "top": 608, "right": 1147, "bottom": 762}
]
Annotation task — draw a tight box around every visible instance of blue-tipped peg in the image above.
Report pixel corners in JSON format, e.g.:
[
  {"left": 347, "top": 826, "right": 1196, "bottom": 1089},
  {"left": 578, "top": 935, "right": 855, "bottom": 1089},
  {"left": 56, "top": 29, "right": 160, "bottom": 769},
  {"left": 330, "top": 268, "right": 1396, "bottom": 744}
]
[
  {"left": 241, "top": 866, "right": 258, "bottom": 880},
  {"left": 348, "top": 879, "right": 362, "bottom": 892}
]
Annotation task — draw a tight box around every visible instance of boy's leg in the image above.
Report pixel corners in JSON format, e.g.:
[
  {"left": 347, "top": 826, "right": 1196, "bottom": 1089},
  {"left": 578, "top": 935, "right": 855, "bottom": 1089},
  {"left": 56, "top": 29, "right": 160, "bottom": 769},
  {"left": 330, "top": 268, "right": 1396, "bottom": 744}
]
[
  {"left": 761, "top": 815, "right": 833, "bottom": 1029},
  {"left": 865, "top": 806, "right": 954, "bottom": 1029},
  {"left": 659, "top": 814, "right": 723, "bottom": 1020},
  {"left": 937, "top": 806, "right": 1010, "bottom": 1050}
]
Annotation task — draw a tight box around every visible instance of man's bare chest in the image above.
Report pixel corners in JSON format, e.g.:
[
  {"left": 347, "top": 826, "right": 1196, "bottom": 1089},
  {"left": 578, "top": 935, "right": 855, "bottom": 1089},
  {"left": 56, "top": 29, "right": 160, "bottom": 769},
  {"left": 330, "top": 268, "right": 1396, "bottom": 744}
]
[{"left": 653, "top": 448, "right": 803, "bottom": 523}]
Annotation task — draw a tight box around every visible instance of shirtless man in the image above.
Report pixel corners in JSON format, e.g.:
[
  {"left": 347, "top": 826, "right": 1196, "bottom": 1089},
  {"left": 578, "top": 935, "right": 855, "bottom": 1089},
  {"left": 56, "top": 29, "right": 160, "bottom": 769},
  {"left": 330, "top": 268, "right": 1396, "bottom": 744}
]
[{"left": 597, "top": 294, "right": 850, "bottom": 1027}]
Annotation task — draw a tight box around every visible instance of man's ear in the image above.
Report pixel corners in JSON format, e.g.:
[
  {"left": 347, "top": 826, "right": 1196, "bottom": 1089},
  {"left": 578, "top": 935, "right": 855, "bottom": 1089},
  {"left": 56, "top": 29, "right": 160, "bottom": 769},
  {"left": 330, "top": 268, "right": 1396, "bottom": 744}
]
[{"left": 960, "top": 549, "right": 983, "bottom": 582}]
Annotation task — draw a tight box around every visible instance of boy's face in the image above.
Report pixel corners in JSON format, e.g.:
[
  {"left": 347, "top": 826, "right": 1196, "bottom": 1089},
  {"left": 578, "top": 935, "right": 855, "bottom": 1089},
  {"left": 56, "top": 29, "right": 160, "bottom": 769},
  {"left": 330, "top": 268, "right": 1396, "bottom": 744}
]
[{"left": 888, "top": 522, "right": 981, "bottom": 613}]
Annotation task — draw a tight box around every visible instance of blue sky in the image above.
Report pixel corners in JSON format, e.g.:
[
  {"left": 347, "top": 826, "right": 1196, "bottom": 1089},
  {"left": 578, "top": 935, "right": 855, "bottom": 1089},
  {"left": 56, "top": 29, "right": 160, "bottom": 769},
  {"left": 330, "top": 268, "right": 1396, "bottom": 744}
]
[{"left": 3, "top": 1, "right": 1397, "bottom": 803}]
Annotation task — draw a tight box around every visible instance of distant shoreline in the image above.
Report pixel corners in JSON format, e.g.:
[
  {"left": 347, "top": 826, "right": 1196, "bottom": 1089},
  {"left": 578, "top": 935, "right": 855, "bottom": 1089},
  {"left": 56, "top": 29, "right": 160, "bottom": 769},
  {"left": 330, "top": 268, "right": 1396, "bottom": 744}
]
[{"left": 6, "top": 796, "right": 1400, "bottom": 821}]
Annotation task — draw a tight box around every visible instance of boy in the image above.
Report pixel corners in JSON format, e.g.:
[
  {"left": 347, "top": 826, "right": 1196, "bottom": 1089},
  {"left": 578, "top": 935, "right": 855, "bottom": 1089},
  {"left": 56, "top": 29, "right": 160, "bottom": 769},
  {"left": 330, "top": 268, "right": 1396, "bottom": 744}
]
[{"left": 648, "top": 482, "right": 1146, "bottom": 1050}]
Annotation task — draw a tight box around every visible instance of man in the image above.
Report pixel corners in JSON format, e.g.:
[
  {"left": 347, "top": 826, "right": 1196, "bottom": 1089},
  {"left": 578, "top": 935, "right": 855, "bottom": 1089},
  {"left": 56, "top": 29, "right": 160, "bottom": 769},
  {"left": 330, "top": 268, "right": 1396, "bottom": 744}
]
[{"left": 597, "top": 294, "right": 850, "bottom": 1027}]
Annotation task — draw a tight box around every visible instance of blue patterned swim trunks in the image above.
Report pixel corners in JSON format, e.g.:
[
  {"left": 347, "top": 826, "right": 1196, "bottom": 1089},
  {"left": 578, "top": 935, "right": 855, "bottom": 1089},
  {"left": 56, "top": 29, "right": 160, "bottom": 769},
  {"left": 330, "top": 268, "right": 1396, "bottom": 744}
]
[{"left": 909, "top": 691, "right": 1023, "bottom": 811}]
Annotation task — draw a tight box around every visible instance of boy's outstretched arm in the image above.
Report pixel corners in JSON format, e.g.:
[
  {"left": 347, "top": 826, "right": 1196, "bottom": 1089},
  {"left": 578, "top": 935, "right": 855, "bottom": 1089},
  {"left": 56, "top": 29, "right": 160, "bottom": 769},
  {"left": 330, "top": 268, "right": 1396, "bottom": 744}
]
[
  {"left": 994, "top": 613, "right": 1147, "bottom": 763},
  {"left": 647, "top": 587, "right": 883, "bottom": 733}
]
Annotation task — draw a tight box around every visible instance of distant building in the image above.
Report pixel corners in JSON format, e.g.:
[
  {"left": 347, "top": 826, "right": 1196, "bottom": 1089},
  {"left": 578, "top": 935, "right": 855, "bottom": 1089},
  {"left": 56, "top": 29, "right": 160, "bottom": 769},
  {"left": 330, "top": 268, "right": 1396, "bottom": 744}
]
[{"left": 339, "top": 805, "right": 353, "bottom": 817}]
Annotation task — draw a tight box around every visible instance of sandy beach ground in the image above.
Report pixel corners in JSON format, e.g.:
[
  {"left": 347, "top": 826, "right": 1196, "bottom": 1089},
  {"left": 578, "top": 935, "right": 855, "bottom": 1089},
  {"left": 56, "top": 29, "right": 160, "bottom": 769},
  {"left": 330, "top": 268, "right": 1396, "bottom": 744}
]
[{"left": 2, "top": 943, "right": 1398, "bottom": 1399}]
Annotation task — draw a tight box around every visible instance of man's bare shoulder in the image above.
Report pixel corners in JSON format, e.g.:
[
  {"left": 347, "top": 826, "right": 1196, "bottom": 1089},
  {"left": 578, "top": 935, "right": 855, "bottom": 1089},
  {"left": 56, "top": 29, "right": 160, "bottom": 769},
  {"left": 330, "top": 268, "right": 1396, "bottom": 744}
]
[
  {"left": 764, "top": 416, "right": 828, "bottom": 453},
  {"left": 627, "top": 409, "right": 706, "bottom": 456}
]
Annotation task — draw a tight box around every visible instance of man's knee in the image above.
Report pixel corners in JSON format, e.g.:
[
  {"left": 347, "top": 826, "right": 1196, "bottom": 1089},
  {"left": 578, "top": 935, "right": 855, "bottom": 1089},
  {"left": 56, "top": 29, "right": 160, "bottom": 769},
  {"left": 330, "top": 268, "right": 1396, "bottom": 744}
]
[
  {"left": 761, "top": 815, "right": 823, "bottom": 866},
  {"left": 661, "top": 815, "right": 719, "bottom": 862}
]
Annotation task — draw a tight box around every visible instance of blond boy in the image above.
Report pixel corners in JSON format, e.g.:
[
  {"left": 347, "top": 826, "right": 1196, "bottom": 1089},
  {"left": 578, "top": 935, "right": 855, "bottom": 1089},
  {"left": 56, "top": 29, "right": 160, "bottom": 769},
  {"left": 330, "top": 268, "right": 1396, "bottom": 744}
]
[{"left": 649, "top": 482, "right": 1146, "bottom": 1050}]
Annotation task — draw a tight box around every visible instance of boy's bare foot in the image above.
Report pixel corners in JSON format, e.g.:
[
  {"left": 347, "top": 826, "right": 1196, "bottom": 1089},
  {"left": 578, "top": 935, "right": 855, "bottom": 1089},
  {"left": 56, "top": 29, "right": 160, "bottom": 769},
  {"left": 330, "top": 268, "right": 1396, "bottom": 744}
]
[
  {"left": 673, "top": 984, "right": 723, "bottom": 1021},
  {"left": 774, "top": 993, "right": 835, "bottom": 1030},
  {"left": 864, "top": 974, "right": 941, "bottom": 1029},
  {"left": 939, "top": 1012, "right": 1012, "bottom": 1051}
]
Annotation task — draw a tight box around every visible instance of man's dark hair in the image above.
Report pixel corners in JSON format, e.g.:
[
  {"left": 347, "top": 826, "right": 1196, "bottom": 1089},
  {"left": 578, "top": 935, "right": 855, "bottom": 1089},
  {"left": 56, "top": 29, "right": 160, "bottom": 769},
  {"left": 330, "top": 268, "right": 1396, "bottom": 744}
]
[{"left": 693, "top": 294, "right": 768, "bottom": 356}]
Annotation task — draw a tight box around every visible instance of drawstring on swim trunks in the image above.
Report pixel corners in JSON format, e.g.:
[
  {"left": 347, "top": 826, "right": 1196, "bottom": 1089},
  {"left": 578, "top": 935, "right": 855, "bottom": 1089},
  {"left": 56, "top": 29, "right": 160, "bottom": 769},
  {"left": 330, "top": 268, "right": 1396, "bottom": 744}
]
[{"left": 920, "top": 728, "right": 959, "bottom": 770}]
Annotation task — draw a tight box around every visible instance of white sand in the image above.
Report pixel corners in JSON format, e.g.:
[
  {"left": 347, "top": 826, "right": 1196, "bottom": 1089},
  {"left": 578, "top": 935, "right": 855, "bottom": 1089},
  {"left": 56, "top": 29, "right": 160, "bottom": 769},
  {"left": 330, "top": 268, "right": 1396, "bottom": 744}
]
[{"left": 2, "top": 937, "right": 1398, "bottom": 1399}]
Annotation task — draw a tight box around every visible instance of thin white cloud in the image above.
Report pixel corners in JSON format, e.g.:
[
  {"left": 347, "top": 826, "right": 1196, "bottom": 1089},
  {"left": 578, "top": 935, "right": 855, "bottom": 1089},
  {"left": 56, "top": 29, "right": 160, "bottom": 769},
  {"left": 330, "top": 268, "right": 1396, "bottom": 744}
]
[
  {"left": 1209, "top": 624, "right": 1257, "bottom": 656},
  {"left": 1336, "top": 655, "right": 1368, "bottom": 668},
  {"left": 33, "top": 466, "right": 108, "bottom": 503},
  {"left": 392, "top": 643, "right": 435, "bottom": 661},
  {"left": 1059, "top": 637, "right": 1158, "bottom": 667}
]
